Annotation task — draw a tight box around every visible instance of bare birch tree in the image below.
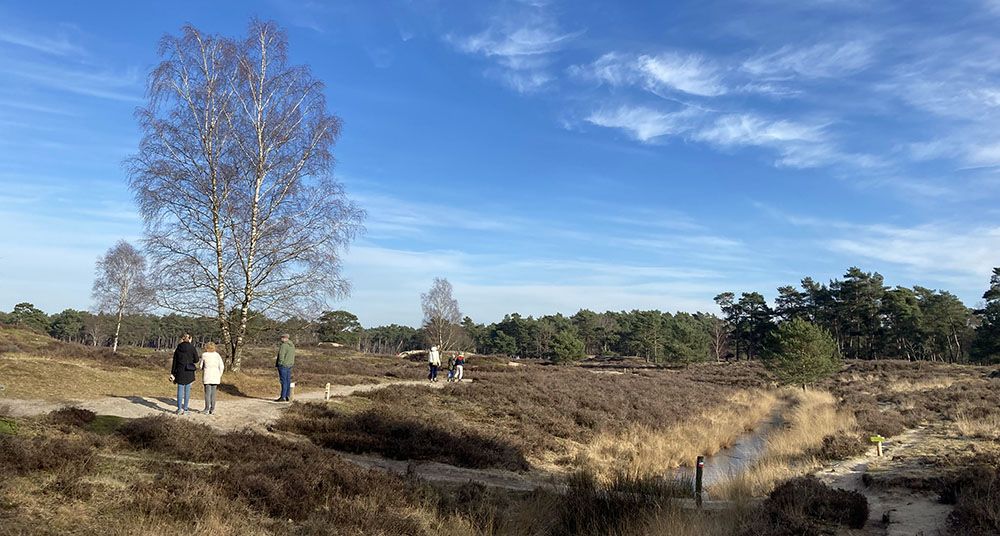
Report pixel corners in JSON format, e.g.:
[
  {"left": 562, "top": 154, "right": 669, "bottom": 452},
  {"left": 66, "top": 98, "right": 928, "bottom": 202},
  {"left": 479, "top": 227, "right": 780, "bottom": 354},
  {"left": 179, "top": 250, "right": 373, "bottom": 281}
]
[
  {"left": 92, "top": 241, "right": 154, "bottom": 353},
  {"left": 421, "top": 277, "right": 463, "bottom": 350},
  {"left": 129, "top": 20, "right": 364, "bottom": 370}
]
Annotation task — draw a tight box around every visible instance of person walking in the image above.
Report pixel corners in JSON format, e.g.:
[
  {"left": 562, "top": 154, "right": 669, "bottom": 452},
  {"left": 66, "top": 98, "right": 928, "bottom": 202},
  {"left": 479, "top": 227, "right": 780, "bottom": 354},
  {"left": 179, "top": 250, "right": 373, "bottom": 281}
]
[
  {"left": 428, "top": 346, "right": 441, "bottom": 382},
  {"left": 454, "top": 353, "right": 465, "bottom": 381},
  {"left": 446, "top": 353, "right": 457, "bottom": 382},
  {"left": 170, "top": 334, "right": 198, "bottom": 415},
  {"left": 275, "top": 334, "right": 295, "bottom": 402},
  {"left": 198, "top": 342, "right": 225, "bottom": 415}
]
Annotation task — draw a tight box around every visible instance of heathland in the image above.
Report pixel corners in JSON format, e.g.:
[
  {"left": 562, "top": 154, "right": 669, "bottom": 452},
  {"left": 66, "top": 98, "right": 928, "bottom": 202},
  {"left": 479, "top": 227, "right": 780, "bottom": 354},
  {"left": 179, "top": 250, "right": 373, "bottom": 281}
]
[{"left": 1, "top": 327, "right": 999, "bottom": 536}]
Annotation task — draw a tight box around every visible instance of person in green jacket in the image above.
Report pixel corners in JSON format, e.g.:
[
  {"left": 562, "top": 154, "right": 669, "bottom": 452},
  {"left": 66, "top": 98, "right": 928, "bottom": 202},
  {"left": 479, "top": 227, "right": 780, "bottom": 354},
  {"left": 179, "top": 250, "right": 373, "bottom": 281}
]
[{"left": 275, "top": 334, "right": 295, "bottom": 402}]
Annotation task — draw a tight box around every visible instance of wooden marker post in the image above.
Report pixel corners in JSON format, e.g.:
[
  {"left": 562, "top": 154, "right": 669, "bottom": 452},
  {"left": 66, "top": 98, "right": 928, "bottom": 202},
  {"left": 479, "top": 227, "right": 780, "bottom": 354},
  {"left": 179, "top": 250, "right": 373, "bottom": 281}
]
[
  {"left": 695, "top": 455, "right": 705, "bottom": 508},
  {"left": 325, "top": 383, "right": 331, "bottom": 401},
  {"left": 289, "top": 382, "right": 296, "bottom": 402},
  {"left": 870, "top": 435, "right": 885, "bottom": 457}
]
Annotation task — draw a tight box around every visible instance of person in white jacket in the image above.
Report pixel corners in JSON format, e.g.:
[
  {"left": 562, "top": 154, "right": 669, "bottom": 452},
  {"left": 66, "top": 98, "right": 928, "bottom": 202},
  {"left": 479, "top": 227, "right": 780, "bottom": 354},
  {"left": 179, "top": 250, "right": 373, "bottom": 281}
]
[
  {"left": 427, "top": 346, "right": 441, "bottom": 382},
  {"left": 198, "top": 342, "right": 225, "bottom": 415}
]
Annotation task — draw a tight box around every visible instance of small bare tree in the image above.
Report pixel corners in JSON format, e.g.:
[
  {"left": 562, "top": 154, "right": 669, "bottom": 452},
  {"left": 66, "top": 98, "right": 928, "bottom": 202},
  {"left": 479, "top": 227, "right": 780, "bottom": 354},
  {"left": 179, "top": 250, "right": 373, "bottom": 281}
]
[
  {"left": 92, "top": 241, "right": 154, "bottom": 353},
  {"left": 129, "top": 20, "right": 364, "bottom": 370},
  {"left": 421, "top": 277, "right": 463, "bottom": 351}
]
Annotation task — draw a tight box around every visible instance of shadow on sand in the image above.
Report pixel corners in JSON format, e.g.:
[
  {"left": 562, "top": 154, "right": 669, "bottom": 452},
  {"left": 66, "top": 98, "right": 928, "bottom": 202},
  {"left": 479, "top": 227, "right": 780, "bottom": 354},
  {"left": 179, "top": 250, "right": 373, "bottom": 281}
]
[{"left": 111, "top": 396, "right": 176, "bottom": 413}]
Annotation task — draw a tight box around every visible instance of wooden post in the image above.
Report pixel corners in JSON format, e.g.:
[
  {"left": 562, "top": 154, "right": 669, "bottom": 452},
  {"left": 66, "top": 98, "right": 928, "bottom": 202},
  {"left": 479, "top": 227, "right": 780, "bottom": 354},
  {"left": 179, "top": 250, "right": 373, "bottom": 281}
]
[
  {"left": 695, "top": 455, "right": 705, "bottom": 508},
  {"left": 876, "top": 442, "right": 883, "bottom": 457},
  {"left": 289, "top": 382, "right": 296, "bottom": 401},
  {"left": 870, "top": 435, "right": 885, "bottom": 457},
  {"left": 324, "top": 382, "right": 331, "bottom": 401}
]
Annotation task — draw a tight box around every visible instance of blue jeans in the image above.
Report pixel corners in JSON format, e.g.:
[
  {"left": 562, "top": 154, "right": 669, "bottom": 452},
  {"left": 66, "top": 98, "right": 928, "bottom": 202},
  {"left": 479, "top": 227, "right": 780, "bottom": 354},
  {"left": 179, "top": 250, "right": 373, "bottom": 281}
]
[
  {"left": 278, "top": 365, "right": 293, "bottom": 399},
  {"left": 428, "top": 365, "right": 438, "bottom": 381},
  {"left": 176, "top": 383, "right": 191, "bottom": 411}
]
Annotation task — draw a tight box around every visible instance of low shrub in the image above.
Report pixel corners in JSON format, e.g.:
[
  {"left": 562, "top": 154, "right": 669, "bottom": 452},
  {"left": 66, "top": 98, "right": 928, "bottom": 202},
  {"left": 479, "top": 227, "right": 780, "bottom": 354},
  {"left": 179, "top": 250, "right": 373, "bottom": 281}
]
[
  {"left": 815, "top": 434, "right": 866, "bottom": 460},
  {"left": 278, "top": 403, "right": 530, "bottom": 471},
  {"left": 0, "top": 434, "right": 94, "bottom": 475},
  {"left": 740, "top": 476, "right": 868, "bottom": 535},
  {"left": 946, "top": 465, "right": 1000, "bottom": 535},
  {"left": 48, "top": 406, "right": 97, "bottom": 429}
]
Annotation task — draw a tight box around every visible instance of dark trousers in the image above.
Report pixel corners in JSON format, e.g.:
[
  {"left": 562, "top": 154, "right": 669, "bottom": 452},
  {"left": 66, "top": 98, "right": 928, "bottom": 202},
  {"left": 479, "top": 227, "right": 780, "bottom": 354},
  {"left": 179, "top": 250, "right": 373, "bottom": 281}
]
[
  {"left": 278, "top": 365, "right": 293, "bottom": 399},
  {"left": 428, "top": 364, "right": 438, "bottom": 380}
]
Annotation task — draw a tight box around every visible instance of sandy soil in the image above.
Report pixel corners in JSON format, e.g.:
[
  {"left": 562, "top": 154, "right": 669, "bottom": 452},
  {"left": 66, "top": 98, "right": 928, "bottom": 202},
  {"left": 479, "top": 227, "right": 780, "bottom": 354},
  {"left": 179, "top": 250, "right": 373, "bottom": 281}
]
[
  {"left": 2, "top": 380, "right": 445, "bottom": 432},
  {"left": 815, "top": 427, "right": 951, "bottom": 536}
]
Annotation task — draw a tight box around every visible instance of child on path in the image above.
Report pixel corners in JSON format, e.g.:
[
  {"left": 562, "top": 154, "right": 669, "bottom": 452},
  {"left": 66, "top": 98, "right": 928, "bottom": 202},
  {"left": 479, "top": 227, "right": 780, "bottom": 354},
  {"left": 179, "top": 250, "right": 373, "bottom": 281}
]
[
  {"left": 199, "top": 342, "right": 225, "bottom": 415},
  {"left": 447, "top": 354, "right": 457, "bottom": 382}
]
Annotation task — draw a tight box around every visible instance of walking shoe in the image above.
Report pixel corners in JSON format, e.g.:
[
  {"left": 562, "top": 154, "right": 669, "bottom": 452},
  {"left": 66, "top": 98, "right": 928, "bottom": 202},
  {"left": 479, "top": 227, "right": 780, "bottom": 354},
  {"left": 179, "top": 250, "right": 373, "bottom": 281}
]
[{"left": 175, "top": 409, "right": 182, "bottom": 415}]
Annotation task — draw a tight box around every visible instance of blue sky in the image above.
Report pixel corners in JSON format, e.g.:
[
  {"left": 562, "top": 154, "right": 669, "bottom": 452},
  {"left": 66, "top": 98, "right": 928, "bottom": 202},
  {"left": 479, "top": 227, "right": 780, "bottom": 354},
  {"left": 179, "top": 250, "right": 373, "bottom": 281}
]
[{"left": 2, "top": 0, "right": 1000, "bottom": 327}]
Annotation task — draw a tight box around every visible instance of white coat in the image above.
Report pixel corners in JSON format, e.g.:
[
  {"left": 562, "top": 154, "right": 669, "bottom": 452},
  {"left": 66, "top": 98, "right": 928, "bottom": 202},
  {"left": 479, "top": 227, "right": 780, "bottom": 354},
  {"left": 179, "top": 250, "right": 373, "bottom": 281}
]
[
  {"left": 428, "top": 349, "right": 441, "bottom": 366},
  {"left": 199, "top": 351, "right": 225, "bottom": 385}
]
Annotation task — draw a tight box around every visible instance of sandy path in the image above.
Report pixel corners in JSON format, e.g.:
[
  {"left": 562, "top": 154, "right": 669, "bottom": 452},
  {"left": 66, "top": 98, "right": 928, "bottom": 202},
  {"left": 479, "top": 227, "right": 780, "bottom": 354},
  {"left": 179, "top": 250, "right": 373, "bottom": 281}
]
[
  {"left": 814, "top": 427, "right": 950, "bottom": 536},
  {"left": 1, "top": 380, "right": 444, "bottom": 432}
]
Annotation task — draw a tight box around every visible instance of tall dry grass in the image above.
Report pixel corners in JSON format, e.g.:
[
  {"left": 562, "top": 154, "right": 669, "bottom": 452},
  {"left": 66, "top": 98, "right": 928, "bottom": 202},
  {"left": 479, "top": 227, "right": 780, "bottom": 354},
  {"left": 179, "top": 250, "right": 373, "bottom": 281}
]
[
  {"left": 711, "top": 388, "right": 857, "bottom": 499},
  {"left": 956, "top": 411, "right": 1000, "bottom": 440},
  {"left": 578, "top": 389, "right": 779, "bottom": 481}
]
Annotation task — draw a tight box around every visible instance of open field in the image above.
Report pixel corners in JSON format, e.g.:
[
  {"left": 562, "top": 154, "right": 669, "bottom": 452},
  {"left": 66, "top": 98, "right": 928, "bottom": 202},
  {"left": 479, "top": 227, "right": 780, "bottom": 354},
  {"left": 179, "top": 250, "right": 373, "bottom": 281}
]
[{"left": 2, "top": 327, "right": 999, "bottom": 535}]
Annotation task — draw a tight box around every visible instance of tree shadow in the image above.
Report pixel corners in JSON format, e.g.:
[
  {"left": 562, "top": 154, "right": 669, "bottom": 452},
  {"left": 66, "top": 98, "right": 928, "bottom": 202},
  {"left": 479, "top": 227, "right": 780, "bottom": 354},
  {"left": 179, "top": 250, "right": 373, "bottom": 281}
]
[
  {"left": 111, "top": 395, "right": 176, "bottom": 413},
  {"left": 217, "top": 383, "right": 254, "bottom": 399}
]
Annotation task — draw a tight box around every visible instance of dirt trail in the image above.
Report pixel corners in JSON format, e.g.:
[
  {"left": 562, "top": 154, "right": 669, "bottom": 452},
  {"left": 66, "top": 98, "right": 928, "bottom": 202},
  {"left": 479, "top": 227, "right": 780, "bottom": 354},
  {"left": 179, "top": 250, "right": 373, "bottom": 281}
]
[
  {"left": 814, "top": 427, "right": 951, "bottom": 536},
  {"left": 1, "top": 380, "right": 444, "bottom": 432}
]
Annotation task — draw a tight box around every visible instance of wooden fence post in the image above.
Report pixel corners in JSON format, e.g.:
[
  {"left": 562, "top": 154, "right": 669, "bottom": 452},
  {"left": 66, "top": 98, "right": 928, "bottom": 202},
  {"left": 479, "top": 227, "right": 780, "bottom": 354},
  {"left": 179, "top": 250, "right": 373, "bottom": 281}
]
[{"left": 695, "top": 455, "right": 705, "bottom": 508}]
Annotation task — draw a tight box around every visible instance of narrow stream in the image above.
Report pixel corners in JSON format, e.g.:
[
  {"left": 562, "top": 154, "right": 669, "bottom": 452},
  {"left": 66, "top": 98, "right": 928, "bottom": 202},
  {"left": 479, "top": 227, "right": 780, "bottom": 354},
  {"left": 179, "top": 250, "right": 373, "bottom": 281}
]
[{"left": 671, "top": 406, "right": 785, "bottom": 492}]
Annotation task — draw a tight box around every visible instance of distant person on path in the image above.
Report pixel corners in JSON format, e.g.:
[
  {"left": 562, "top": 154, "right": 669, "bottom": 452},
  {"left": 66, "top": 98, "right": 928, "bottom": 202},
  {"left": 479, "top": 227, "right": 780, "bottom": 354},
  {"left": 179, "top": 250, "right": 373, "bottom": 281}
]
[
  {"left": 170, "top": 334, "right": 198, "bottom": 415},
  {"left": 428, "top": 346, "right": 441, "bottom": 382},
  {"left": 454, "top": 353, "right": 465, "bottom": 381},
  {"left": 275, "top": 334, "right": 295, "bottom": 402},
  {"left": 446, "top": 353, "right": 457, "bottom": 382},
  {"left": 198, "top": 342, "right": 225, "bottom": 415}
]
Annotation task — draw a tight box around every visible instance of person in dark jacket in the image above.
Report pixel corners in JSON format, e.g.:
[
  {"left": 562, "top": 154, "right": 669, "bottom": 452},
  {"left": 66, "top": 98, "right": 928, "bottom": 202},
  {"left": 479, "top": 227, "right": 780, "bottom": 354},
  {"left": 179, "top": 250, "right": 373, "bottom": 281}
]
[{"left": 170, "top": 334, "right": 198, "bottom": 415}]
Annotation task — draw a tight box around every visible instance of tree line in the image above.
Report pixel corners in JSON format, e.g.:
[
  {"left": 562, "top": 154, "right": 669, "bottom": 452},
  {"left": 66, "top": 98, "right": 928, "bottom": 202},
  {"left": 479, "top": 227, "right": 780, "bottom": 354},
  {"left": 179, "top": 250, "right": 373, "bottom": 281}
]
[{"left": 10, "top": 265, "right": 1000, "bottom": 364}]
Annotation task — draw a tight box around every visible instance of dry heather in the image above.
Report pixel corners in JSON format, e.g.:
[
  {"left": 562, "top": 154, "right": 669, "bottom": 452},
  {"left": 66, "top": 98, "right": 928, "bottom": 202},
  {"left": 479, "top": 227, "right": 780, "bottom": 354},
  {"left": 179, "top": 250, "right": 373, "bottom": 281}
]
[{"left": 279, "top": 363, "right": 775, "bottom": 473}]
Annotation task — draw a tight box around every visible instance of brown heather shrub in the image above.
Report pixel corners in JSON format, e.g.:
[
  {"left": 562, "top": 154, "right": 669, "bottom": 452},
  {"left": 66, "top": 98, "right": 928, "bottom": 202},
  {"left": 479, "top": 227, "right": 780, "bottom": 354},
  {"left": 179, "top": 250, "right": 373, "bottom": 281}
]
[
  {"left": 278, "top": 403, "right": 529, "bottom": 471},
  {"left": 47, "top": 406, "right": 97, "bottom": 429},
  {"left": 815, "top": 434, "right": 866, "bottom": 460},
  {"left": 0, "top": 434, "right": 95, "bottom": 475},
  {"left": 739, "top": 477, "right": 868, "bottom": 536},
  {"left": 944, "top": 465, "right": 1000, "bottom": 536}
]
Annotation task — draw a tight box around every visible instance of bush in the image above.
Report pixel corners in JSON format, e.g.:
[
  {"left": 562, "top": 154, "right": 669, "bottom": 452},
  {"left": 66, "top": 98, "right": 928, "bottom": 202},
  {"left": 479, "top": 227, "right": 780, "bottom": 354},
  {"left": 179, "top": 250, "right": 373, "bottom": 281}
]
[
  {"left": 0, "top": 434, "right": 94, "bottom": 475},
  {"left": 944, "top": 466, "right": 1000, "bottom": 535},
  {"left": 816, "top": 434, "right": 866, "bottom": 460},
  {"left": 764, "top": 319, "right": 840, "bottom": 388},
  {"left": 48, "top": 406, "right": 97, "bottom": 429},
  {"left": 741, "top": 476, "right": 869, "bottom": 535}
]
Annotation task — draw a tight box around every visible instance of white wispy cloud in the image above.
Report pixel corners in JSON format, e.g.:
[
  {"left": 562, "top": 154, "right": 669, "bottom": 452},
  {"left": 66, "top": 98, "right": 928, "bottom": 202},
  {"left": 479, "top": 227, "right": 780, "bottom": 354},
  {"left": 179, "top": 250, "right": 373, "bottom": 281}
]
[
  {"left": 0, "top": 26, "right": 85, "bottom": 57},
  {"left": 693, "top": 113, "right": 840, "bottom": 168},
  {"left": 571, "top": 51, "right": 726, "bottom": 97},
  {"left": 450, "top": 5, "right": 581, "bottom": 93},
  {"left": 743, "top": 40, "right": 875, "bottom": 79},
  {"left": 585, "top": 105, "right": 702, "bottom": 142}
]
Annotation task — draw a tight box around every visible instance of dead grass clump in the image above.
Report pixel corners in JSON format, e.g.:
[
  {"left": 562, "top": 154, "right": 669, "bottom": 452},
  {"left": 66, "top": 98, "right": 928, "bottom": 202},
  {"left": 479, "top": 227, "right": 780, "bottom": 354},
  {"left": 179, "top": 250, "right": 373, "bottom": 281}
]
[
  {"left": 955, "top": 412, "right": 1000, "bottom": 440},
  {"left": 854, "top": 408, "right": 908, "bottom": 438},
  {"left": 278, "top": 403, "right": 530, "bottom": 471},
  {"left": 739, "top": 476, "right": 868, "bottom": 535}
]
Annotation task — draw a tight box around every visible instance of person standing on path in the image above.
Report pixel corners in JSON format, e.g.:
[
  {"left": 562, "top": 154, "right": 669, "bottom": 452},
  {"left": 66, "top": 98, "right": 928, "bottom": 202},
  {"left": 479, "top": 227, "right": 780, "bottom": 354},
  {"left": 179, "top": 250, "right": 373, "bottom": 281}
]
[
  {"left": 170, "top": 334, "right": 198, "bottom": 415},
  {"left": 198, "top": 342, "right": 225, "bottom": 415},
  {"left": 454, "top": 353, "right": 465, "bottom": 381},
  {"left": 276, "top": 334, "right": 295, "bottom": 402},
  {"left": 428, "top": 346, "right": 441, "bottom": 382}
]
